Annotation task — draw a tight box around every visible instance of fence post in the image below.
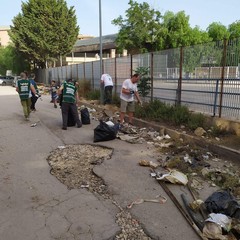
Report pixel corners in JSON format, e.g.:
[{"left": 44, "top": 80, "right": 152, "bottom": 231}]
[
  {"left": 150, "top": 52, "right": 153, "bottom": 102},
  {"left": 131, "top": 55, "right": 133, "bottom": 76},
  {"left": 114, "top": 56, "right": 117, "bottom": 96},
  {"left": 76, "top": 64, "right": 78, "bottom": 80},
  {"left": 177, "top": 47, "right": 183, "bottom": 105},
  {"left": 83, "top": 62, "right": 86, "bottom": 80},
  {"left": 91, "top": 62, "right": 94, "bottom": 89},
  {"left": 212, "top": 79, "right": 219, "bottom": 116},
  {"left": 100, "top": 59, "right": 104, "bottom": 104},
  {"left": 219, "top": 39, "right": 228, "bottom": 118}
]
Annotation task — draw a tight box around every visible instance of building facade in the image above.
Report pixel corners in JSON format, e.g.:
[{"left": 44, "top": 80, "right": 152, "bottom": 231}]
[{"left": 0, "top": 26, "right": 11, "bottom": 47}]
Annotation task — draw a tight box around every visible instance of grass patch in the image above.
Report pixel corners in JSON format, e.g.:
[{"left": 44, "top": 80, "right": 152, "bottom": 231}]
[
  {"left": 78, "top": 79, "right": 92, "bottom": 98},
  {"left": 85, "top": 89, "right": 100, "bottom": 100}
]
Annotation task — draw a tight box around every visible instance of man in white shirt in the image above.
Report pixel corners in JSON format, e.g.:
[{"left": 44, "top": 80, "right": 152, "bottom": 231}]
[
  {"left": 101, "top": 73, "right": 113, "bottom": 104},
  {"left": 120, "top": 73, "right": 142, "bottom": 125}
]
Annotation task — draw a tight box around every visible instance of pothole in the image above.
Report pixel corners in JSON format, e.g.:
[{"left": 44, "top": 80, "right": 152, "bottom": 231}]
[{"left": 46, "top": 144, "right": 151, "bottom": 240}]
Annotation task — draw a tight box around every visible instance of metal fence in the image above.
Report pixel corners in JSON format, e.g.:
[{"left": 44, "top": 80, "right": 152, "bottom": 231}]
[{"left": 36, "top": 37, "right": 240, "bottom": 121}]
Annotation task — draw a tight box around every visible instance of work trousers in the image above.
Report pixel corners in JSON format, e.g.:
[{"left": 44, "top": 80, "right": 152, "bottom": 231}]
[
  {"left": 104, "top": 85, "right": 113, "bottom": 104},
  {"left": 61, "top": 102, "right": 82, "bottom": 128},
  {"left": 20, "top": 98, "right": 31, "bottom": 118},
  {"left": 30, "top": 94, "right": 38, "bottom": 110}
]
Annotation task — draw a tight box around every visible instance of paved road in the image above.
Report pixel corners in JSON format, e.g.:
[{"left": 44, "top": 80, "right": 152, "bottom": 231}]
[{"left": 0, "top": 86, "right": 200, "bottom": 240}]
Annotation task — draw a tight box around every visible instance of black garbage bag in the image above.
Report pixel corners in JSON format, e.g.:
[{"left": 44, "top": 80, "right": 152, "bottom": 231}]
[
  {"left": 204, "top": 190, "right": 240, "bottom": 219},
  {"left": 94, "top": 121, "right": 117, "bottom": 142},
  {"left": 81, "top": 107, "right": 90, "bottom": 124}
]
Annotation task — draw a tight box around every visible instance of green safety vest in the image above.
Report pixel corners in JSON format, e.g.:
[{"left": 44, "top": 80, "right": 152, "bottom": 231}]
[
  {"left": 17, "top": 79, "right": 30, "bottom": 100},
  {"left": 62, "top": 82, "right": 76, "bottom": 103}
]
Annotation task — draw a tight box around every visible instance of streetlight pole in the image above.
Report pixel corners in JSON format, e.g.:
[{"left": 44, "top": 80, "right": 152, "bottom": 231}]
[{"left": 99, "top": 0, "right": 104, "bottom": 104}]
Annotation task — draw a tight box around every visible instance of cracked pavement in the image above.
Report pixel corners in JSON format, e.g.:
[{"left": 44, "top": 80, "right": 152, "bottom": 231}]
[{"left": 2, "top": 86, "right": 238, "bottom": 240}]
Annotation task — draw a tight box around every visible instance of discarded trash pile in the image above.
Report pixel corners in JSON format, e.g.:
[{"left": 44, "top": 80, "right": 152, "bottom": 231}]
[
  {"left": 87, "top": 105, "right": 240, "bottom": 239},
  {"left": 47, "top": 104, "right": 240, "bottom": 240},
  {"left": 148, "top": 168, "right": 240, "bottom": 240}
]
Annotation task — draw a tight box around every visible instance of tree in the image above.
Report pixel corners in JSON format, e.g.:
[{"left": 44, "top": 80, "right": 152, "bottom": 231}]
[
  {"left": 228, "top": 21, "right": 240, "bottom": 39},
  {"left": 163, "top": 11, "right": 210, "bottom": 49},
  {"left": 135, "top": 66, "right": 151, "bottom": 101},
  {"left": 0, "top": 45, "right": 30, "bottom": 75},
  {"left": 112, "top": 0, "right": 165, "bottom": 54},
  {"left": 207, "top": 22, "right": 230, "bottom": 41},
  {"left": 9, "top": 0, "right": 79, "bottom": 68},
  {"left": 112, "top": 2, "right": 211, "bottom": 54}
]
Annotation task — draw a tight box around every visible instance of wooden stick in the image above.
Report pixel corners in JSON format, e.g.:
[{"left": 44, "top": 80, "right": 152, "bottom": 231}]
[{"left": 157, "top": 180, "right": 208, "bottom": 240}]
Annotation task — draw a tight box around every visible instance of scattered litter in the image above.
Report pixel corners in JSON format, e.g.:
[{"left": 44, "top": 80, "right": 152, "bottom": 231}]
[
  {"left": 164, "top": 134, "right": 171, "bottom": 139},
  {"left": 156, "top": 169, "right": 188, "bottom": 185},
  {"left": 205, "top": 190, "right": 240, "bottom": 219},
  {"left": 159, "top": 142, "right": 174, "bottom": 148},
  {"left": 30, "top": 123, "right": 37, "bottom": 127},
  {"left": 183, "top": 154, "right": 192, "bottom": 164},
  {"left": 189, "top": 199, "right": 204, "bottom": 210},
  {"left": 150, "top": 172, "right": 157, "bottom": 177},
  {"left": 58, "top": 146, "right": 66, "bottom": 149},
  {"left": 202, "top": 154, "right": 209, "bottom": 160},
  {"left": 203, "top": 213, "right": 231, "bottom": 240},
  {"left": 127, "top": 195, "right": 167, "bottom": 209},
  {"left": 118, "top": 135, "right": 139, "bottom": 143},
  {"left": 139, "top": 160, "right": 159, "bottom": 168},
  {"left": 105, "top": 120, "right": 115, "bottom": 127}
]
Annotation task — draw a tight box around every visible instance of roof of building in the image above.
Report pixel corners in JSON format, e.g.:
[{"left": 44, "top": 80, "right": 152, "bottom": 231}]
[
  {"left": 0, "top": 26, "right": 11, "bottom": 31},
  {"left": 73, "top": 33, "right": 117, "bottom": 52},
  {"left": 74, "top": 33, "right": 117, "bottom": 47}
]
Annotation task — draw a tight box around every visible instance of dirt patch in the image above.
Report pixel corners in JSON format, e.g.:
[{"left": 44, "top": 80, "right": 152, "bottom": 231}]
[
  {"left": 47, "top": 144, "right": 112, "bottom": 195},
  {"left": 47, "top": 144, "right": 152, "bottom": 240}
]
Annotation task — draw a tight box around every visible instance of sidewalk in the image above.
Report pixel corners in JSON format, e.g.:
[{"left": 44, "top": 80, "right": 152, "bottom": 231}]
[{"left": 1, "top": 87, "right": 239, "bottom": 240}]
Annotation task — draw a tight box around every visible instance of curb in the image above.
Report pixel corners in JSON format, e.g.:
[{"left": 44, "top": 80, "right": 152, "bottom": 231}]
[{"left": 133, "top": 117, "right": 240, "bottom": 163}]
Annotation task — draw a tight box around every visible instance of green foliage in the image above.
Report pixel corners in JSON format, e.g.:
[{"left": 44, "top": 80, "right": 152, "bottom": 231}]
[
  {"left": 163, "top": 11, "right": 211, "bottom": 49},
  {"left": 207, "top": 22, "right": 230, "bottom": 41},
  {"left": 208, "top": 124, "right": 229, "bottom": 137},
  {"left": 9, "top": 0, "right": 79, "bottom": 68},
  {"left": 112, "top": 93, "right": 121, "bottom": 107},
  {"left": 228, "top": 21, "right": 240, "bottom": 39},
  {"left": 85, "top": 89, "right": 100, "bottom": 100},
  {"left": 171, "top": 105, "right": 190, "bottom": 125},
  {"left": 135, "top": 99, "right": 205, "bottom": 129},
  {"left": 187, "top": 113, "right": 205, "bottom": 130},
  {"left": 112, "top": 0, "right": 164, "bottom": 53},
  {"left": 0, "top": 45, "right": 30, "bottom": 75},
  {"left": 78, "top": 79, "right": 92, "bottom": 98},
  {"left": 134, "top": 66, "right": 151, "bottom": 99},
  {"left": 112, "top": 1, "right": 211, "bottom": 53}
]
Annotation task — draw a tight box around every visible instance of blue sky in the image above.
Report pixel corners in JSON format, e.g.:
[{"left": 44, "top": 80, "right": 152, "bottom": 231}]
[{"left": 1, "top": 0, "right": 240, "bottom": 36}]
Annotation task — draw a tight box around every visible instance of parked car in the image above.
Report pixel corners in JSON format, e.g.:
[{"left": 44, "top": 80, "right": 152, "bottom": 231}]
[{"left": 0, "top": 76, "right": 15, "bottom": 86}]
